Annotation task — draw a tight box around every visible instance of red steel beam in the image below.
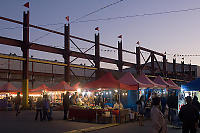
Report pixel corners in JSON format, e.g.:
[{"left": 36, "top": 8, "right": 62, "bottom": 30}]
[
  {"left": 0, "top": 36, "right": 135, "bottom": 67},
  {"left": 0, "top": 16, "right": 135, "bottom": 54},
  {"left": 139, "top": 46, "right": 165, "bottom": 56},
  {"left": 0, "top": 68, "right": 63, "bottom": 77}
]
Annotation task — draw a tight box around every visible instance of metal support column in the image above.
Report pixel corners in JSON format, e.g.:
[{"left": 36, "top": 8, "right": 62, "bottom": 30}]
[
  {"left": 21, "top": 11, "right": 30, "bottom": 108},
  {"left": 31, "top": 61, "right": 34, "bottom": 89},
  {"left": 64, "top": 24, "right": 70, "bottom": 83},
  {"left": 163, "top": 55, "right": 167, "bottom": 76},
  {"left": 117, "top": 40, "right": 123, "bottom": 72},
  {"left": 189, "top": 63, "right": 192, "bottom": 80},
  {"left": 8, "top": 58, "right": 10, "bottom": 82},
  {"left": 136, "top": 47, "right": 141, "bottom": 75},
  {"left": 51, "top": 64, "right": 54, "bottom": 87},
  {"left": 151, "top": 52, "right": 155, "bottom": 75},
  {"left": 181, "top": 61, "right": 184, "bottom": 78},
  {"left": 173, "top": 58, "right": 176, "bottom": 75},
  {"left": 95, "top": 33, "right": 100, "bottom": 79}
]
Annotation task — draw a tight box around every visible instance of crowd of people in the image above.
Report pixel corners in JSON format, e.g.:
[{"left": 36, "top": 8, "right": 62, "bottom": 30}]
[
  {"left": 3, "top": 90, "right": 200, "bottom": 133},
  {"left": 2, "top": 91, "right": 123, "bottom": 121},
  {"left": 136, "top": 92, "right": 200, "bottom": 133}
]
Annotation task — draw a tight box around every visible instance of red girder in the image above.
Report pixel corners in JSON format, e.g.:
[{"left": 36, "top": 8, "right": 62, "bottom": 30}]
[{"left": 0, "top": 36, "right": 136, "bottom": 67}]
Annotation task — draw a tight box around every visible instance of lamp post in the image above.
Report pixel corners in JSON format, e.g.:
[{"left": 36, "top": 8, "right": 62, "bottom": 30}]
[{"left": 84, "top": 63, "right": 86, "bottom": 82}]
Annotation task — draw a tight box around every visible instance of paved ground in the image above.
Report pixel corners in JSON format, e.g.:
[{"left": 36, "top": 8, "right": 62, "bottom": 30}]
[
  {"left": 0, "top": 110, "right": 102, "bottom": 133},
  {"left": 91, "top": 121, "right": 200, "bottom": 133},
  {"left": 1, "top": 110, "right": 200, "bottom": 133}
]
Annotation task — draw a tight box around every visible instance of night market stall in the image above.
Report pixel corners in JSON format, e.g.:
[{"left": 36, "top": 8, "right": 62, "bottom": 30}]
[
  {"left": 181, "top": 78, "right": 200, "bottom": 99},
  {"left": 136, "top": 73, "right": 166, "bottom": 98},
  {"left": 49, "top": 81, "right": 77, "bottom": 104},
  {"left": 68, "top": 72, "right": 137, "bottom": 123},
  {"left": 0, "top": 82, "right": 20, "bottom": 95},
  {"left": 119, "top": 72, "right": 152, "bottom": 110},
  {"left": 29, "top": 84, "right": 49, "bottom": 95},
  {"left": 0, "top": 82, "right": 20, "bottom": 110},
  {"left": 166, "top": 79, "right": 181, "bottom": 90},
  {"left": 153, "top": 76, "right": 172, "bottom": 94}
]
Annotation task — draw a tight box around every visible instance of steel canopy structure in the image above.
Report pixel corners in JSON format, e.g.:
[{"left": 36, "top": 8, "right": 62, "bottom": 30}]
[{"left": 0, "top": 11, "right": 192, "bottom": 107}]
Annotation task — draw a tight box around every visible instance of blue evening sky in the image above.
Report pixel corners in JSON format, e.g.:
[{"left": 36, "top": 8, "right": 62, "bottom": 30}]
[{"left": 1, "top": 0, "right": 200, "bottom": 69}]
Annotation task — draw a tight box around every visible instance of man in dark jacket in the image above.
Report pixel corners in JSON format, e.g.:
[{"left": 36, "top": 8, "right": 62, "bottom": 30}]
[
  {"left": 63, "top": 92, "right": 70, "bottom": 120},
  {"left": 15, "top": 92, "right": 21, "bottom": 116},
  {"left": 192, "top": 96, "right": 200, "bottom": 128},
  {"left": 179, "top": 96, "right": 199, "bottom": 133},
  {"left": 167, "top": 92, "right": 178, "bottom": 126},
  {"left": 35, "top": 97, "right": 43, "bottom": 121}
]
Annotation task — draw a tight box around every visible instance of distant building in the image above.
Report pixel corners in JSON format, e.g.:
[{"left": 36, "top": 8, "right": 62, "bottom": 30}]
[{"left": 123, "top": 61, "right": 199, "bottom": 80}]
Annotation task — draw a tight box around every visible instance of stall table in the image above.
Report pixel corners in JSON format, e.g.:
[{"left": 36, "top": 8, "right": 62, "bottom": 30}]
[{"left": 68, "top": 106, "right": 131, "bottom": 123}]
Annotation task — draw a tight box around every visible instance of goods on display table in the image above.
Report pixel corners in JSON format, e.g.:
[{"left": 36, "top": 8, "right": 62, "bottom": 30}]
[{"left": 68, "top": 105, "right": 131, "bottom": 123}]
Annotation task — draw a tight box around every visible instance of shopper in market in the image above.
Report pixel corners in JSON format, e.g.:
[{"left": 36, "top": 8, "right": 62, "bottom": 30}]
[
  {"left": 69, "top": 93, "right": 76, "bottom": 105},
  {"left": 113, "top": 100, "right": 123, "bottom": 109},
  {"left": 42, "top": 95, "right": 50, "bottom": 121},
  {"left": 192, "top": 96, "right": 200, "bottom": 128},
  {"left": 136, "top": 95, "right": 145, "bottom": 115},
  {"left": 136, "top": 95, "right": 145, "bottom": 126},
  {"left": 15, "top": 92, "right": 21, "bottom": 116},
  {"left": 145, "top": 94, "right": 152, "bottom": 118},
  {"left": 167, "top": 92, "right": 178, "bottom": 126},
  {"left": 35, "top": 97, "right": 43, "bottom": 121},
  {"left": 151, "top": 96, "right": 167, "bottom": 133},
  {"left": 161, "top": 94, "right": 167, "bottom": 115},
  {"left": 28, "top": 96, "right": 33, "bottom": 110},
  {"left": 192, "top": 96, "right": 200, "bottom": 110},
  {"left": 179, "top": 96, "right": 199, "bottom": 133},
  {"left": 63, "top": 92, "right": 70, "bottom": 120}
]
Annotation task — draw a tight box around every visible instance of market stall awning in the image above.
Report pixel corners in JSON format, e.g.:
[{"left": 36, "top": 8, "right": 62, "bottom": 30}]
[
  {"left": 72, "top": 82, "right": 80, "bottom": 90},
  {"left": 0, "top": 82, "right": 20, "bottom": 93},
  {"left": 166, "top": 79, "right": 180, "bottom": 90},
  {"left": 153, "top": 76, "right": 172, "bottom": 88},
  {"left": 84, "top": 72, "right": 137, "bottom": 90},
  {"left": 119, "top": 72, "right": 152, "bottom": 88},
  {"left": 50, "top": 81, "right": 71, "bottom": 91},
  {"left": 29, "top": 84, "right": 49, "bottom": 93},
  {"left": 136, "top": 73, "right": 166, "bottom": 88},
  {"left": 181, "top": 78, "right": 200, "bottom": 91}
]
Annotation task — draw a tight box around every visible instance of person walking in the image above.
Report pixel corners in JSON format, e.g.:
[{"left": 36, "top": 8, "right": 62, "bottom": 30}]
[
  {"left": 42, "top": 95, "right": 50, "bottom": 121},
  {"left": 29, "top": 96, "right": 33, "bottom": 110},
  {"left": 35, "top": 97, "right": 43, "bottom": 121},
  {"left": 167, "top": 92, "right": 178, "bottom": 126},
  {"left": 192, "top": 96, "right": 200, "bottom": 127},
  {"left": 136, "top": 95, "right": 145, "bottom": 126},
  {"left": 15, "top": 92, "right": 21, "bottom": 116},
  {"left": 136, "top": 95, "right": 145, "bottom": 115},
  {"left": 179, "top": 96, "right": 199, "bottom": 133},
  {"left": 161, "top": 94, "right": 167, "bottom": 115},
  {"left": 63, "top": 92, "right": 70, "bottom": 120},
  {"left": 151, "top": 96, "right": 167, "bottom": 133}
]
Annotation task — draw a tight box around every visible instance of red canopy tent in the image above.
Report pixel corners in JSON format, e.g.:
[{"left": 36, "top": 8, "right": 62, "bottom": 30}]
[
  {"left": 0, "top": 82, "right": 20, "bottom": 93},
  {"left": 136, "top": 73, "right": 166, "bottom": 88},
  {"left": 119, "top": 72, "right": 152, "bottom": 88},
  {"left": 71, "top": 82, "right": 80, "bottom": 91},
  {"left": 84, "top": 72, "right": 137, "bottom": 90},
  {"left": 154, "top": 76, "right": 172, "bottom": 88},
  {"left": 166, "top": 79, "right": 180, "bottom": 90},
  {"left": 29, "top": 84, "right": 49, "bottom": 93},
  {"left": 50, "top": 81, "right": 71, "bottom": 91},
  {"left": 50, "top": 81, "right": 76, "bottom": 91}
]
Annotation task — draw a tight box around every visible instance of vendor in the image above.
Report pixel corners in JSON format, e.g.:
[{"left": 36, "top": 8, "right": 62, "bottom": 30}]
[
  {"left": 82, "top": 95, "right": 89, "bottom": 106},
  {"left": 76, "top": 94, "right": 83, "bottom": 105},
  {"left": 113, "top": 100, "right": 123, "bottom": 109}
]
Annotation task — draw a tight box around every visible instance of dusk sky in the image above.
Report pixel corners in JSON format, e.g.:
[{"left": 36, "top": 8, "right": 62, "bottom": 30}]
[{"left": 1, "top": 0, "right": 200, "bottom": 69}]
